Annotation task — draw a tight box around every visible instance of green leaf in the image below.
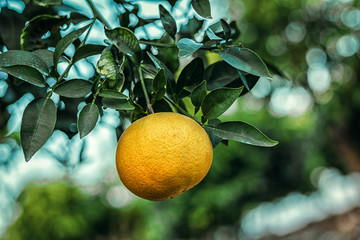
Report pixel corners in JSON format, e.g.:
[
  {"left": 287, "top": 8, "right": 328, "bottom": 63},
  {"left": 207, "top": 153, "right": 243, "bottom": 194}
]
[
  {"left": 20, "top": 97, "right": 57, "bottom": 161},
  {"left": 191, "top": 80, "right": 207, "bottom": 112},
  {"left": 0, "top": 50, "right": 49, "bottom": 75},
  {"left": 0, "top": 65, "right": 45, "bottom": 87},
  {"left": 152, "top": 68, "right": 166, "bottom": 101},
  {"left": 177, "top": 38, "right": 203, "bottom": 58},
  {"left": 205, "top": 61, "right": 238, "bottom": 90},
  {"left": 191, "top": 0, "right": 212, "bottom": 19},
  {"left": 33, "top": 0, "right": 62, "bottom": 6},
  {"left": 20, "top": 15, "right": 67, "bottom": 51},
  {"left": 204, "top": 119, "right": 223, "bottom": 148},
  {"left": 219, "top": 47, "right": 271, "bottom": 78},
  {"left": 99, "top": 89, "right": 128, "bottom": 99},
  {"left": 53, "top": 22, "right": 92, "bottom": 70},
  {"left": 96, "top": 46, "right": 125, "bottom": 91},
  {"left": 237, "top": 70, "right": 250, "bottom": 91},
  {"left": 201, "top": 87, "right": 243, "bottom": 121},
  {"left": 102, "top": 98, "right": 135, "bottom": 111},
  {"left": 72, "top": 44, "right": 105, "bottom": 64},
  {"left": 176, "top": 57, "right": 204, "bottom": 96},
  {"left": 77, "top": 103, "right": 99, "bottom": 139},
  {"left": 147, "top": 52, "right": 176, "bottom": 100},
  {"left": 105, "top": 27, "right": 141, "bottom": 64},
  {"left": 159, "top": 5, "right": 177, "bottom": 40},
  {"left": 204, "top": 121, "right": 278, "bottom": 147},
  {"left": 54, "top": 79, "right": 92, "bottom": 98},
  {"left": 205, "top": 28, "right": 222, "bottom": 40},
  {"left": 220, "top": 19, "right": 231, "bottom": 41},
  {"left": 32, "top": 49, "right": 58, "bottom": 68}
]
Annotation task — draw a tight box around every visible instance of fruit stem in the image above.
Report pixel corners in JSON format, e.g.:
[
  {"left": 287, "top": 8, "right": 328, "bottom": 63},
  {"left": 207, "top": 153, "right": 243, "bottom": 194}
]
[{"left": 138, "top": 67, "right": 154, "bottom": 114}]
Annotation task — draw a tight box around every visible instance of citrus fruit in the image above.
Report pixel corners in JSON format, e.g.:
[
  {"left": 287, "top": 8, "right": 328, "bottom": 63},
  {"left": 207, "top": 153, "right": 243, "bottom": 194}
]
[{"left": 115, "top": 112, "right": 213, "bottom": 201}]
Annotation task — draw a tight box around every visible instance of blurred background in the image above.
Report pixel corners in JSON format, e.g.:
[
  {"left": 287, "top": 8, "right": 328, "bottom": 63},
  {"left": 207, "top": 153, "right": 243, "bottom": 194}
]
[{"left": 1, "top": 0, "right": 360, "bottom": 239}]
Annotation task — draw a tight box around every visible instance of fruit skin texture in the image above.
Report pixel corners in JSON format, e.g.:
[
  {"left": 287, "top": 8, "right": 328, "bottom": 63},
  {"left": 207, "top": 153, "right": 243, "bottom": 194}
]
[{"left": 116, "top": 112, "right": 213, "bottom": 201}]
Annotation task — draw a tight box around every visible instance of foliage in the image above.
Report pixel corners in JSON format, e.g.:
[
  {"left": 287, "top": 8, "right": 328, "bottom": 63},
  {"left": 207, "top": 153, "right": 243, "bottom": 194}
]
[{"left": 0, "top": 0, "right": 279, "bottom": 162}]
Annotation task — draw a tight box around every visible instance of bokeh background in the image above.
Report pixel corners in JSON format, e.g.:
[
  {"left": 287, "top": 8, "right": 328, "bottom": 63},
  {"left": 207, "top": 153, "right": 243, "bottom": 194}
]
[{"left": 1, "top": 0, "right": 360, "bottom": 239}]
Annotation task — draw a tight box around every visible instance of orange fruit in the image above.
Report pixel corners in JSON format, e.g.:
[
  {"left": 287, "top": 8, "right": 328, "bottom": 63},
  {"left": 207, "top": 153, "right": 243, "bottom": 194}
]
[{"left": 115, "top": 112, "right": 213, "bottom": 201}]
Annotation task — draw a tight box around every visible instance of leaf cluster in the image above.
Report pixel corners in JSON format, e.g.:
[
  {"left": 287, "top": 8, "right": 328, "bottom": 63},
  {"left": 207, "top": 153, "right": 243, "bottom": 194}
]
[{"left": 0, "top": 0, "right": 278, "bottom": 161}]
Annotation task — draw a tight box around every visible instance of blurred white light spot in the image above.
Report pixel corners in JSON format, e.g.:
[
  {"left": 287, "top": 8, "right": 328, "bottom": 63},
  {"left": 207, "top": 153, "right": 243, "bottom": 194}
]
[
  {"left": 306, "top": 48, "right": 327, "bottom": 67},
  {"left": 270, "top": 87, "right": 312, "bottom": 117},
  {"left": 0, "top": 80, "right": 8, "bottom": 98},
  {"left": 106, "top": 185, "right": 135, "bottom": 208},
  {"left": 251, "top": 77, "right": 271, "bottom": 98},
  {"left": 336, "top": 35, "right": 360, "bottom": 57},
  {"left": 307, "top": 66, "right": 331, "bottom": 93},
  {"left": 341, "top": 8, "right": 360, "bottom": 29},
  {"left": 285, "top": 22, "right": 306, "bottom": 43}
]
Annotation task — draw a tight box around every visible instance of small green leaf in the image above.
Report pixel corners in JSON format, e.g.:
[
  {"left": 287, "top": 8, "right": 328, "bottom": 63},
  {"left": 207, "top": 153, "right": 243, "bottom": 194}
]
[
  {"left": 0, "top": 50, "right": 49, "bottom": 75},
  {"left": 205, "top": 61, "right": 238, "bottom": 90},
  {"left": 152, "top": 68, "right": 166, "bottom": 101},
  {"left": 201, "top": 87, "right": 243, "bottom": 121},
  {"left": 0, "top": 65, "right": 45, "bottom": 87},
  {"left": 99, "top": 89, "right": 128, "bottom": 99},
  {"left": 54, "top": 79, "right": 92, "bottom": 98},
  {"left": 159, "top": 5, "right": 177, "bottom": 40},
  {"left": 147, "top": 52, "right": 176, "bottom": 100},
  {"left": 204, "top": 121, "right": 278, "bottom": 147},
  {"left": 176, "top": 57, "right": 204, "bottom": 95},
  {"left": 33, "top": 0, "right": 62, "bottom": 7},
  {"left": 220, "top": 19, "right": 231, "bottom": 41},
  {"left": 20, "top": 97, "right": 57, "bottom": 161},
  {"left": 191, "top": 0, "right": 212, "bottom": 19},
  {"left": 191, "top": 80, "right": 207, "bottom": 110},
  {"left": 237, "top": 70, "right": 250, "bottom": 91},
  {"left": 205, "top": 28, "right": 222, "bottom": 40},
  {"left": 77, "top": 103, "right": 99, "bottom": 139},
  {"left": 54, "top": 22, "right": 92, "bottom": 70},
  {"left": 72, "top": 44, "right": 105, "bottom": 64},
  {"left": 219, "top": 47, "right": 271, "bottom": 78},
  {"left": 102, "top": 98, "right": 135, "bottom": 111},
  {"left": 105, "top": 27, "right": 141, "bottom": 64},
  {"left": 96, "top": 46, "right": 125, "bottom": 91},
  {"left": 177, "top": 38, "right": 203, "bottom": 58}
]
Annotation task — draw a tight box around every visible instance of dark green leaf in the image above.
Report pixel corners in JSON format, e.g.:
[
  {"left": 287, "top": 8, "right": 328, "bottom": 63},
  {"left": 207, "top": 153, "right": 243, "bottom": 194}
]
[
  {"left": 191, "top": 80, "right": 207, "bottom": 109},
  {"left": 220, "top": 47, "right": 271, "bottom": 78},
  {"left": 191, "top": 0, "right": 212, "bottom": 19},
  {"left": 53, "top": 22, "right": 92, "bottom": 69},
  {"left": 0, "top": 50, "right": 49, "bottom": 75},
  {"left": 96, "top": 46, "right": 125, "bottom": 91},
  {"left": 54, "top": 79, "right": 92, "bottom": 98},
  {"left": 204, "top": 121, "right": 278, "bottom": 147},
  {"left": 159, "top": 5, "right": 177, "bottom": 40},
  {"left": 32, "top": 49, "right": 58, "bottom": 68},
  {"left": 177, "top": 38, "right": 203, "bottom": 58},
  {"left": 205, "top": 61, "right": 238, "bottom": 90},
  {"left": 72, "top": 44, "right": 105, "bottom": 64},
  {"left": 20, "top": 97, "right": 57, "bottom": 161},
  {"left": 102, "top": 98, "right": 135, "bottom": 111},
  {"left": 147, "top": 52, "right": 176, "bottom": 100},
  {"left": 179, "top": 17, "right": 204, "bottom": 38},
  {"left": 77, "top": 103, "right": 99, "bottom": 139},
  {"left": 201, "top": 87, "right": 243, "bottom": 121},
  {"left": 105, "top": 27, "right": 141, "bottom": 64},
  {"left": 176, "top": 57, "right": 204, "bottom": 95},
  {"left": 220, "top": 19, "right": 231, "bottom": 41},
  {"left": 21, "top": 14, "right": 67, "bottom": 51},
  {"left": 69, "top": 12, "right": 91, "bottom": 25},
  {"left": 0, "top": 65, "right": 45, "bottom": 87},
  {"left": 99, "top": 89, "right": 128, "bottom": 99},
  {"left": 152, "top": 68, "right": 166, "bottom": 101},
  {"left": 0, "top": 8, "right": 26, "bottom": 50}
]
